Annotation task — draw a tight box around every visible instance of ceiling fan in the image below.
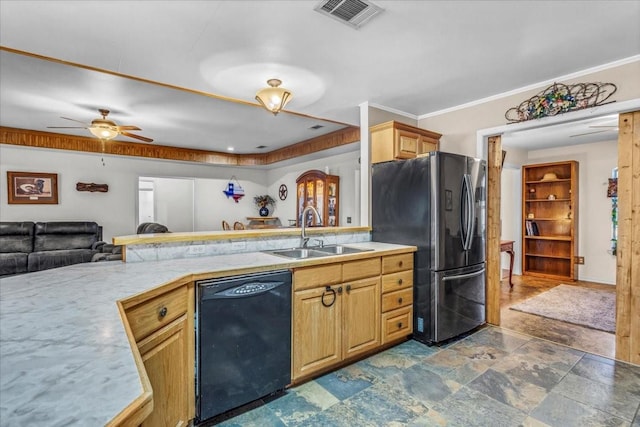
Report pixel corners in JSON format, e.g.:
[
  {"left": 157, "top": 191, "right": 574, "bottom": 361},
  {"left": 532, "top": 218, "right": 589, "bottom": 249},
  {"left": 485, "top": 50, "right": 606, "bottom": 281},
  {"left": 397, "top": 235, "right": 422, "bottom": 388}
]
[{"left": 48, "top": 109, "right": 153, "bottom": 142}]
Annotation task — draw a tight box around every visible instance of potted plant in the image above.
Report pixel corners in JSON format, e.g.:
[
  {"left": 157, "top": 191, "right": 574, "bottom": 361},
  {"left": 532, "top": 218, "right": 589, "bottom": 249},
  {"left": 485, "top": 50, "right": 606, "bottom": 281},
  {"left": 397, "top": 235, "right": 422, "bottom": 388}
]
[{"left": 253, "top": 194, "right": 276, "bottom": 217}]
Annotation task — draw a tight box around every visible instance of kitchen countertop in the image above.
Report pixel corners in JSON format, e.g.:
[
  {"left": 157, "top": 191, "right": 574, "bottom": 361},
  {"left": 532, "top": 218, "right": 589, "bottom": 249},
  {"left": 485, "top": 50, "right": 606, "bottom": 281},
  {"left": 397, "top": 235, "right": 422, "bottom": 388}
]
[{"left": 0, "top": 241, "right": 415, "bottom": 426}]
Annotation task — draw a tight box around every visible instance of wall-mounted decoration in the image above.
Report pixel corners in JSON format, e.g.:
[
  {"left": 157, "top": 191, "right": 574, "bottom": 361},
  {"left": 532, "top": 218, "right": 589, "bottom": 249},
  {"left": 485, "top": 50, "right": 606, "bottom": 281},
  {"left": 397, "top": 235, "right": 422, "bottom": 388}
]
[
  {"left": 607, "top": 178, "right": 618, "bottom": 198},
  {"left": 278, "top": 184, "right": 288, "bottom": 201},
  {"left": 76, "top": 182, "right": 108, "bottom": 192},
  {"left": 7, "top": 171, "right": 58, "bottom": 204},
  {"left": 222, "top": 176, "right": 245, "bottom": 203},
  {"left": 505, "top": 82, "right": 617, "bottom": 123}
]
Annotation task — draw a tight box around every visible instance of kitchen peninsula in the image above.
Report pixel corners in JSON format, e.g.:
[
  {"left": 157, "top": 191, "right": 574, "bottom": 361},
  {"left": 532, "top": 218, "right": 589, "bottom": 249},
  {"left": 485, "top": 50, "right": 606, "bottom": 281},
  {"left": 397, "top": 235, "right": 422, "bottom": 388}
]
[{"left": 0, "top": 240, "right": 415, "bottom": 426}]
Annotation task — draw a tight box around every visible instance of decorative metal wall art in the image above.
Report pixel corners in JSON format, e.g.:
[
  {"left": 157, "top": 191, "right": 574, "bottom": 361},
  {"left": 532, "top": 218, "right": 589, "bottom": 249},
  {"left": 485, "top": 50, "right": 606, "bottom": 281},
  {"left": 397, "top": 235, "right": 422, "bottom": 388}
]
[
  {"left": 223, "top": 176, "right": 245, "bottom": 203},
  {"left": 505, "top": 82, "right": 617, "bottom": 123}
]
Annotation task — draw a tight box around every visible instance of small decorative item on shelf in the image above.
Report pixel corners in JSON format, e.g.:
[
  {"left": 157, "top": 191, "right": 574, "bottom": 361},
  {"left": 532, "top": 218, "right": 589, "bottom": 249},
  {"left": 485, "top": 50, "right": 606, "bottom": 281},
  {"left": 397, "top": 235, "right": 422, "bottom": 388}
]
[
  {"left": 253, "top": 194, "right": 276, "bottom": 217},
  {"left": 548, "top": 194, "right": 556, "bottom": 200},
  {"left": 529, "top": 188, "right": 536, "bottom": 199},
  {"left": 223, "top": 176, "right": 245, "bottom": 203},
  {"left": 527, "top": 212, "right": 535, "bottom": 219}
]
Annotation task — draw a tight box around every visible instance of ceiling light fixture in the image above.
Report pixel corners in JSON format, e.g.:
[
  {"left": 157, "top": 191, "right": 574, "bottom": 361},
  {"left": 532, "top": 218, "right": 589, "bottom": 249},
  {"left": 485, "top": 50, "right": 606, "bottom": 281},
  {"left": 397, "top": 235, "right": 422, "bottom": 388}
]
[
  {"left": 88, "top": 111, "right": 119, "bottom": 140},
  {"left": 255, "top": 79, "right": 292, "bottom": 115}
]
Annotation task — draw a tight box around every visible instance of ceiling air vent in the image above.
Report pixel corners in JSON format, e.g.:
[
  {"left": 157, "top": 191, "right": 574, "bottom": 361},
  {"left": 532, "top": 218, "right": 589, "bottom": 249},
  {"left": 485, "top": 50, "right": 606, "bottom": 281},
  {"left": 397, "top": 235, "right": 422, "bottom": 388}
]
[{"left": 314, "top": 0, "right": 384, "bottom": 29}]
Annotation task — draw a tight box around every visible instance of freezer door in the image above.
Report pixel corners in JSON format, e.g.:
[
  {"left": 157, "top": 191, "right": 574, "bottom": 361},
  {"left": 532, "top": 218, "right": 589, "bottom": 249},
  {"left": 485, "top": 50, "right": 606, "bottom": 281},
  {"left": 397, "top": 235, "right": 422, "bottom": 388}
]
[
  {"left": 432, "top": 263, "right": 486, "bottom": 343},
  {"left": 466, "top": 157, "right": 487, "bottom": 266},
  {"left": 431, "top": 152, "right": 468, "bottom": 270}
]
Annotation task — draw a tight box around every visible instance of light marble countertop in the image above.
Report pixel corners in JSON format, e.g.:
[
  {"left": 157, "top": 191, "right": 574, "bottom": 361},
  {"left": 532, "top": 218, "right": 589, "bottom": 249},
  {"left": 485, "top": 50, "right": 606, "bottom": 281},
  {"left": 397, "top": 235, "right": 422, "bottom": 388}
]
[{"left": 0, "top": 241, "right": 414, "bottom": 426}]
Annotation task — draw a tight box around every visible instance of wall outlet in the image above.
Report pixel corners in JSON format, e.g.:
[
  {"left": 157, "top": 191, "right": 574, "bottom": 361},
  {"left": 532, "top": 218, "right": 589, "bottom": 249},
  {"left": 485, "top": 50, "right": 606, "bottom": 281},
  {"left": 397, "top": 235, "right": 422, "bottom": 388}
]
[
  {"left": 188, "top": 245, "right": 206, "bottom": 255},
  {"left": 575, "top": 256, "right": 585, "bottom": 264},
  {"left": 347, "top": 216, "right": 352, "bottom": 224}
]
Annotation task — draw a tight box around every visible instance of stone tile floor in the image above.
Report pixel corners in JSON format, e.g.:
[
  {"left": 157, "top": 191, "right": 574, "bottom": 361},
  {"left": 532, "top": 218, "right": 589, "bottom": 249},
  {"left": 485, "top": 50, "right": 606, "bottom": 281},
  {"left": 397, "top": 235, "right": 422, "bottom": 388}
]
[{"left": 214, "top": 326, "right": 640, "bottom": 426}]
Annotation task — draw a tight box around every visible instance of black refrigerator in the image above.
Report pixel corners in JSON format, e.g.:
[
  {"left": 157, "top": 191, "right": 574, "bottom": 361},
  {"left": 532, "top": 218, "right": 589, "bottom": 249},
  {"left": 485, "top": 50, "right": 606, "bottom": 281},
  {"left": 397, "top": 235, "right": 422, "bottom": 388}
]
[{"left": 372, "top": 151, "right": 486, "bottom": 344}]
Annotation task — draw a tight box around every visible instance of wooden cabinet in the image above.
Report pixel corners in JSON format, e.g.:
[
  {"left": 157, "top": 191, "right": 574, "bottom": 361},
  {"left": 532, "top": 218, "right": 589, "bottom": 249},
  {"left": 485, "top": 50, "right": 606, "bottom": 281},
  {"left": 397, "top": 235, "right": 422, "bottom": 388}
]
[
  {"left": 380, "top": 253, "right": 414, "bottom": 344},
  {"left": 370, "top": 121, "right": 441, "bottom": 164},
  {"left": 123, "top": 282, "right": 194, "bottom": 426},
  {"left": 292, "top": 258, "right": 381, "bottom": 381},
  {"left": 522, "top": 161, "right": 579, "bottom": 280},
  {"left": 296, "top": 170, "right": 340, "bottom": 227}
]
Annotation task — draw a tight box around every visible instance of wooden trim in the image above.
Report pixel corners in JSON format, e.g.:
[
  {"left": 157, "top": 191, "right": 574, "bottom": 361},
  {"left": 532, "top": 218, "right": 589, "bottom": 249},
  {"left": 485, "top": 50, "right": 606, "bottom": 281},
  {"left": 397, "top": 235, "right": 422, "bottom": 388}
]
[
  {"left": 486, "top": 135, "right": 502, "bottom": 326},
  {"left": 616, "top": 110, "right": 640, "bottom": 364},
  {"left": 0, "top": 125, "right": 360, "bottom": 166}
]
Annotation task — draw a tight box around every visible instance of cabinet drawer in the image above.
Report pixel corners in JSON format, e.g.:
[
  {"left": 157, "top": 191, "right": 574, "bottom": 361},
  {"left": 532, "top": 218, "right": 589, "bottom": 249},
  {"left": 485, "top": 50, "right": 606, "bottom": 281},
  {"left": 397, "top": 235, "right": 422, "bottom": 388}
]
[
  {"left": 381, "top": 306, "right": 413, "bottom": 344},
  {"left": 126, "top": 285, "right": 188, "bottom": 342},
  {"left": 381, "top": 270, "right": 413, "bottom": 293},
  {"left": 294, "top": 264, "right": 342, "bottom": 291},
  {"left": 381, "top": 287, "right": 413, "bottom": 313},
  {"left": 382, "top": 253, "right": 413, "bottom": 274},
  {"left": 343, "top": 257, "right": 381, "bottom": 282}
]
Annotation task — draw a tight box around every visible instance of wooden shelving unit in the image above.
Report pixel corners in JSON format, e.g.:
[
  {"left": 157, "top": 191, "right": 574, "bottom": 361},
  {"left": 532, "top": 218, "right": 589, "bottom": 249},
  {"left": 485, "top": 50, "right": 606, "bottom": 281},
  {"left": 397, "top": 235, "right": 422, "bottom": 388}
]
[
  {"left": 296, "top": 170, "right": 340, "bottom": 227},
  {"left": 522, "top": 160, "right": 579, "bottom": 280}
]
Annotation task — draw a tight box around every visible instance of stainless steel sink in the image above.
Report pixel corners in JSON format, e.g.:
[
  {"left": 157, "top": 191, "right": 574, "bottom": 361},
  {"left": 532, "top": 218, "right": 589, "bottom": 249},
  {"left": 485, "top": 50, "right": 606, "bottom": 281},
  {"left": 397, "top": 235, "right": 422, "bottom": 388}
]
[
  {"left": 314, "top": 245, "right": 374, "bottom": 255},
  {"left": 267, "top": 248, "right": 330, "bottom": 259}
]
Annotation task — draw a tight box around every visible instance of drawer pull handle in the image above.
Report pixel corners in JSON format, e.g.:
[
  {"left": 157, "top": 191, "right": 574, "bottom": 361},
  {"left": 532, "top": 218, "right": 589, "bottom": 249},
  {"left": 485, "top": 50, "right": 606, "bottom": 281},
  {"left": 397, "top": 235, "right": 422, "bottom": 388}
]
[
  {"left": 158, "top": 306, "right": 168, "bottom": 318},
  {"left": 398, "top": 297, "right": 403, "bottom": 304},
  {"left": 322, "top": 286, "right": 337, "bottom": 307},
  {"left": 346, "top": 284, "right": 352, "bottom": 293},
  {"left": 398, "top": 279, "right": 403, "bottom": 285},
  {"left": 398, "top": 261, "right": 404, "bottom": 268},
  {"left": 398, "top": 322, "right": 403, "bottom": 328}
]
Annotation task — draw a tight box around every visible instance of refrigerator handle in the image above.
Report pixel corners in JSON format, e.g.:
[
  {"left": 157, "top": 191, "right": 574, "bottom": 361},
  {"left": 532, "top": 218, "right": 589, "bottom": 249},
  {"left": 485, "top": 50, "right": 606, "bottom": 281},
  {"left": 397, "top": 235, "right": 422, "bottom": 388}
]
[
  {"left": 466, "top": 174, "right": 476, "bottom": 250},
  {"left": 460, "top": 176, "right": 468, "bottom": 251},
  {"left": 442, "top": 268, "right": 486, "bottom": 281},
  {"left": 462, "top": 174, "right": 473, "bottom": 251}
]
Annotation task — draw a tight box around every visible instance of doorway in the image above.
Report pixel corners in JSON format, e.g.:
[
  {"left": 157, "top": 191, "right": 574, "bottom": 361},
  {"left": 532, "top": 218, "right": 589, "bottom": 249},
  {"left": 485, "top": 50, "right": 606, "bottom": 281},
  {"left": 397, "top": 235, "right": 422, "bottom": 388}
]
[{"left": 480, "top": 100, "right": 640, "bottom": 364}]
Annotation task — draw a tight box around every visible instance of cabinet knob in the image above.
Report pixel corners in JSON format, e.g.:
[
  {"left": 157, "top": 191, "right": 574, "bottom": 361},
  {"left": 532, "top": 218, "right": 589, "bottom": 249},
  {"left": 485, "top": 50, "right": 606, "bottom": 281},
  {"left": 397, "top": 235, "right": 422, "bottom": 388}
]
[
  {"left": 398, "top": 261, "right": 403, "bottom": 268},
  {"left": 346, "top": 284, "right": 352, "bottom": 293},
  {"left": 398, "top": 322, "right": 403, "bottom": 328},
  {"left": 398, "top": 278, "right": 403, "bottom": 285},
  {"left": 158, "top": 306, "right": 168, "bottom": 318},
  {"left": 398, "top": 297, "right": 403, "bottom": 304}
]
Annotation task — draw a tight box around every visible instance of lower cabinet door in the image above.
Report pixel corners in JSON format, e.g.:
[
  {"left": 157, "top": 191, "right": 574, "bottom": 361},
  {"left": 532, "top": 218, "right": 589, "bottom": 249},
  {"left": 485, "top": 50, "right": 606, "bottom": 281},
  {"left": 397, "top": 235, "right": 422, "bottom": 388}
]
[
  {"left": 293, "top": 286, "right": 342, "bottom": 380},
  {"left": 342, "top": 277, "right": 380, "bottom": 360},
  {"left": 138, "top": 315, "right": 190, "bottom": 427}
]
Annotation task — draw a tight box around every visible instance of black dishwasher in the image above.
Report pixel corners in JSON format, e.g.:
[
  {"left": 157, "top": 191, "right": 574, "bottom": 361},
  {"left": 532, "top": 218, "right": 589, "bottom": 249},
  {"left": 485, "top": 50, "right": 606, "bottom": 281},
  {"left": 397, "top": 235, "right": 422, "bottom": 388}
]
[{"left": 196, "top": 270, "right": 292, "bottom": 423}]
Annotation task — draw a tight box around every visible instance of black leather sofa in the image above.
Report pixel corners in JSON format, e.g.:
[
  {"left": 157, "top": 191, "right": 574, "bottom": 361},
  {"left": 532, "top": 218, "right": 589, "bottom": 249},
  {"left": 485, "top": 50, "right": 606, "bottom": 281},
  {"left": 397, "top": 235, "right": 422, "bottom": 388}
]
[{"left": 0, "top": 221, "right": 106, "bottom": 276}]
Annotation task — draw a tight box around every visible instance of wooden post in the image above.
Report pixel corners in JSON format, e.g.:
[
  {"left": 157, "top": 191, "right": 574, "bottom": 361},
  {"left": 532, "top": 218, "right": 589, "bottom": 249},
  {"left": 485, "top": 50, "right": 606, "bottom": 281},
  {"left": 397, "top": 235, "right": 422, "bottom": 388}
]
[
  {"left": 486, "top": 135, "right": 502, "bottom": 326},
  {"left": 616, "top": 110, "right": 640, "bottom": 364}
]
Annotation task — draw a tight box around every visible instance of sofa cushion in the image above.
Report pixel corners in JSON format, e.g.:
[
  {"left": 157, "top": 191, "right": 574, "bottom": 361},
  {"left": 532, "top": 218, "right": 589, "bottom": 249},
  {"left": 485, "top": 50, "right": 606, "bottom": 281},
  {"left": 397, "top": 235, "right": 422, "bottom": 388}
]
[
  {"left": 34, "top": 222, "right": 100, "bottom": 252},
  {"left": 0, "top": 222, "right": 35, "bottom": 253},
  {"left": 28, "top": 249, "right": 98, "bottom": 272},
  {"left": 0, "top": 253, "right": 29, "bottom": 276}
]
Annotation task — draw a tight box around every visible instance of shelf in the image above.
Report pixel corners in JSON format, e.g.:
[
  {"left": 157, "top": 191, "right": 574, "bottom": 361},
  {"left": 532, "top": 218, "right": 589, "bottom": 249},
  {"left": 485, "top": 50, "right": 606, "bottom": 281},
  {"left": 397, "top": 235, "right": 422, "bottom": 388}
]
[
  {"left": 524, "top": 217, "right": 572, "bottom": 221},
  {"left": 524, "top": 235, "right": 572, "bottom": 241},
  {"left": 525, "top": 178, "right": 571, "bottom": 184},
  {"left": 525, "top": 198, "right": 571, "bottom": 202},
  {"left": 525, "top": 253, "right": 572, "bottom": 260}
]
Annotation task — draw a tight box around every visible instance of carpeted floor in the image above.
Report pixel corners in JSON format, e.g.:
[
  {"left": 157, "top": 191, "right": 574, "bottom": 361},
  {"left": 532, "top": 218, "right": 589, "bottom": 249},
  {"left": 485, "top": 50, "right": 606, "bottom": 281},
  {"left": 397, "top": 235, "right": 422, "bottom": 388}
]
[{"left": 509, "top": 284, "right": 615, "bottom": 333}]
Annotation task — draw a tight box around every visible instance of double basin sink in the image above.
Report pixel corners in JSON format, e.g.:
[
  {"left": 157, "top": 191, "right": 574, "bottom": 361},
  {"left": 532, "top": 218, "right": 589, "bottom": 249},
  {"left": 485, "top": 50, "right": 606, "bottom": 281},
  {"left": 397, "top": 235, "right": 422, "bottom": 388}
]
[{"left": 266, "top": 245, "right": 373, "bottom": 259}]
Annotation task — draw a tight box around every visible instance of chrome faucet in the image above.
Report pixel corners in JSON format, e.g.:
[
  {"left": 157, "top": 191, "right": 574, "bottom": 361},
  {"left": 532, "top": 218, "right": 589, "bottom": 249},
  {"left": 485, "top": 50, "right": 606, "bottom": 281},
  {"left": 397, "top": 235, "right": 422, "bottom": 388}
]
[{"left": 300, "top": 205, "right": 322, "bottom": 248}]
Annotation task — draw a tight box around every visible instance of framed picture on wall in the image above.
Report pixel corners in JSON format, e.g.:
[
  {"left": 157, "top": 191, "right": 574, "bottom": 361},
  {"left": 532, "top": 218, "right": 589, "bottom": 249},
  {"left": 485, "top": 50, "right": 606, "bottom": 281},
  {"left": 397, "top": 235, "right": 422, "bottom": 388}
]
[{"left": 7, "top": 171, "right": 58, "bottom": 204}]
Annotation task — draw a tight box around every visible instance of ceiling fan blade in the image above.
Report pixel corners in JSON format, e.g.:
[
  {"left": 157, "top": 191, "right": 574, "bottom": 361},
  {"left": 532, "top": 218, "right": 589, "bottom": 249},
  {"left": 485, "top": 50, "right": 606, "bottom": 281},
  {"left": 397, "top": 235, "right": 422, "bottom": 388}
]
[
  {"left": 47, "top": 126, "right": 87, "bottom": 129},
  {"left": 589, "top": 125, "right": 618, "bottom": 128},
  {"left": 569, "top": 130, "right": 607, "bottom": 138},
  {"left": 60, "top": 116, "right": 90, "bottom": 125},
  {"left": 116, "top": 125, "right": 142, "bottom": 131},
  {"left": 120, "top": 131, "right": 153, "bottom": 143}
]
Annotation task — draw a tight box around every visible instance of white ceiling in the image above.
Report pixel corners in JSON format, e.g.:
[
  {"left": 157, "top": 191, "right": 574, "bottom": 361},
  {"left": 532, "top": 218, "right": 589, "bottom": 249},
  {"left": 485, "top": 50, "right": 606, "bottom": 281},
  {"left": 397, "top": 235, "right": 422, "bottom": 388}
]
[{"left": 1, "top": 1, "right": 639, "bottom": 155}]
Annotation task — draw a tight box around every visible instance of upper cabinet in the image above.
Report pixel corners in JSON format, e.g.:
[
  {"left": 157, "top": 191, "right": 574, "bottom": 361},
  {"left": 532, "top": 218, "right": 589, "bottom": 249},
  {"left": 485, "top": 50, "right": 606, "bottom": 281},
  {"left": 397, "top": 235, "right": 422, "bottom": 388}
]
[
  {"left": 296, "top": 170, "right": 340, "bottom": 227},
  {"left": 370, "top": 121, "right": 442, "bottom": 164}
]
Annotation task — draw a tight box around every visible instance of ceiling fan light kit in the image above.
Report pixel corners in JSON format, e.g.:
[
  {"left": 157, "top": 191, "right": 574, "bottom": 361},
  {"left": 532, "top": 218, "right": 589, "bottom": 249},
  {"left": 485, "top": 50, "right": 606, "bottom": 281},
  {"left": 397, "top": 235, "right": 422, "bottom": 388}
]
[
  {"left": 48, "top": 108, "right": 153, "bottom": 143},
  {"left": 255, "top": 79, "right": 292, "bottom": 115}
]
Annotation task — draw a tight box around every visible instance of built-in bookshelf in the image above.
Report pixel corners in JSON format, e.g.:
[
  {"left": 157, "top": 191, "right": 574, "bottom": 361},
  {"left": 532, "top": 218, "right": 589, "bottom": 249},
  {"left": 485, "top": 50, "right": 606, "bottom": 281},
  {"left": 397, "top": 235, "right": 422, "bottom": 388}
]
[{"left": 522, "top": 161, "right": 579, "bottom": 280}]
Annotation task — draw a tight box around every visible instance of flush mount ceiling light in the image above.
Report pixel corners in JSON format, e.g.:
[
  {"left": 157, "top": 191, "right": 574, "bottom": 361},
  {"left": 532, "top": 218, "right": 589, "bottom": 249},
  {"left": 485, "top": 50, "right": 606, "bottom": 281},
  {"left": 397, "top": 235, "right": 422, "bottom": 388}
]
[{"left": 255, "top": 79, "right": 292, "bottom": 115}]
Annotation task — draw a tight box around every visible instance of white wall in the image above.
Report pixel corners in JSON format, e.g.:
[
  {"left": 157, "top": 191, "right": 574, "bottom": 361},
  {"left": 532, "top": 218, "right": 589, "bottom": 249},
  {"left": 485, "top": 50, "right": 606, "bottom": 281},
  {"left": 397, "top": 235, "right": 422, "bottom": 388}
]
[
  {"left": 0, "top": 145, "right": 265, "bottom": 241},
  {"left": 1, "top": 144, "right": 360, "bottom": 240},
  {"left": 142, "top": 177, "right": 195, "bottom": 232},
  {"left": 526, "top": 140, "right": 618, "bottom": 284},
  {"left": 500, "top": 166, "right": 522, "bottom": 275},
  {"left": 266, "top": 150, "right": 361, "bottom": 226}
]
